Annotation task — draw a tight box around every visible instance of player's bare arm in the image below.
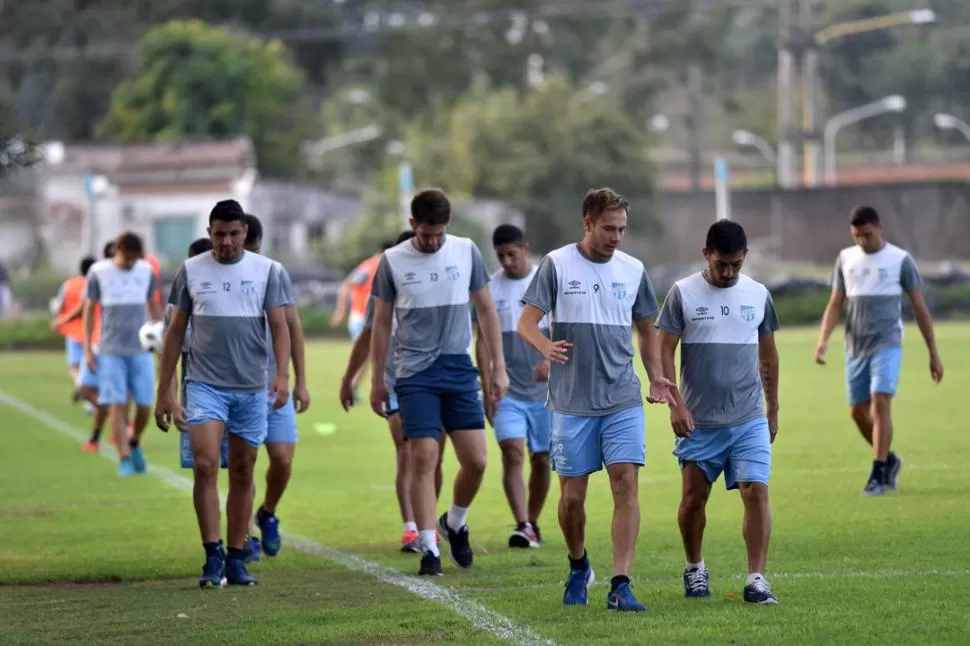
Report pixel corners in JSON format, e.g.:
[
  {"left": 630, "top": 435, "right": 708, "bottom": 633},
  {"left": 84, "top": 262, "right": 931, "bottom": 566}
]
[
  {"left": 81, "top": 298, "right": 97, "bottom": 371},
  {"left": 658, "top": 329, "right": 693, "bottom": 437},
  {"left": 284, "top": 305, "right": 310, "bottom": 412},
  {"left": 155, "top": 306, "right": 189, "bottom": 431},
  {"left": 634, "top": 317, "right": 674, "bottom": 405},
  {"left": 473, "top": 323, "right": 497, "bottom": 424},
  {"left": 369, "top": 297, "right": 394, "bottom": 416},
  {"left": 517, "top": 304, "right": 572, "bottom": 364},
  {"left": 340, "top": 325, "right": 371, "bottom": 411},
  {"left": 471, "top": 285, "right": 509, "bottom": 400},
  {"left": 267, "top": 306, "right": 291, "bottom": 409},
  {"left": 759, "top": 332, "right": 780, "bottom": 443},
  {"left": 54, "top": 300, "right": 84, "bottom": 329},
  {"left": 906, "top": 288, "right": 944, "bottom": 383},
  {"left": 815, "top": 287, "right": 845, "bottom": 365}
]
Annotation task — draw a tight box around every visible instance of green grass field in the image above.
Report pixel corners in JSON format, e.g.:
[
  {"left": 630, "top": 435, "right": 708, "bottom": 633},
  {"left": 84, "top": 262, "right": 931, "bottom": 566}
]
[{"left": 1, "top": 325, "right": 969, "bottom": 645}]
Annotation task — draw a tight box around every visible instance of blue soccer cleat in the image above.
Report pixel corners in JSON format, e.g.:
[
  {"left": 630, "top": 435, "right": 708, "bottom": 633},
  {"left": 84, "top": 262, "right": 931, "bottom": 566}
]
[
  {"left": 117, "top": 457, "right": 136, "bottom": 478},
  {"left": 243, "top": 535, "right": 261, "bottom": 564},
  {"left": 563, "top": 566, "right": 595, "bottom": 606},
  {"left": 743, "top": 577, "right": 779, "bottom": 604},
  {"left": 437, "top": 512, "right": 473, "bottom": 569},
  {"left": 256, "top": 507, "right": 282, "bottom": 556},
  {"left": 225, "top": 558, "right": 259, "bottom": 586},
  {"left": 199, "top": 555, "right": 226, "bottom": 589},
  {"left": 683, "top": 566, "right": 711, "bottom": 598},
  {"left": 607, "top": 582, "right": 647, "bottom": 612},
  {"left": 885, "top": 452, "right": 903, "bottom": 490},
  {"left": 130, "top": 446, "right": 147, "bottom": 474}
]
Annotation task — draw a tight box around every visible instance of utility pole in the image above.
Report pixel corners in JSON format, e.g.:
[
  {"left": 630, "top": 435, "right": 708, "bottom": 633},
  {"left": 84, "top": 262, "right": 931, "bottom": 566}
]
[
  {"left": 685, "top": 63, "right": 703, "bottom": 193},
  {"left": 776, "top": 0, "right": 797, "bottom": 189},
  {"left": 800, "top": 0, "right": 822, "bottom": 187}
]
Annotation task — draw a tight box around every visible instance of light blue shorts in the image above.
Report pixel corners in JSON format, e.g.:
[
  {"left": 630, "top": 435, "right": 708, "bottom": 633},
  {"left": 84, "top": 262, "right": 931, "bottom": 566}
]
[
  {"left": 348, "top": 312, "right": 366, "bottom": 341},
  {"left": 494, "top": 397, "right": 553, "bottom": 454},
  {"left": 66, "top": 338, "right": 84, "bottom": 367},
  {"left": 265, "top": 393, "right": 298, "bottom": 444},
  {"left": 76, "top": 347, "right": 100, "bottom": 390},
  {"left": 846, "top": 347, "right": 903, "bottom": 406},
  {"left": 673, "top": 416, "right": 771, "bottom": 490},
  {"left": 179, "top": 430, "right": 229, "bottom": 469},
  {"left": 550, "top": 405, "right": 645, "bottom": 477},
  {"left": 184, "top": 382, "right": 268, "bottom": 448},
  {"left": 98, "top": 352, "right": 155, "bottom": 406}
]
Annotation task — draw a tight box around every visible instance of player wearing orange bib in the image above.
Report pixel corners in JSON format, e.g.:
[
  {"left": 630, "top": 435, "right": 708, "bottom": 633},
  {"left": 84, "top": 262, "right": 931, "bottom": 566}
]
[{"left": 52, "top": 256, "right": 97, "bottom": 386}]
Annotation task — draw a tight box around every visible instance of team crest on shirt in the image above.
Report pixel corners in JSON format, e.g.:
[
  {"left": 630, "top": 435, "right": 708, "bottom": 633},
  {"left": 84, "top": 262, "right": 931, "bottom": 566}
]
[
  {"left": 240, "top": 280, "right": 257, "bottom": 296},
  {"left": 740, "top": 305, "right": 755, "bottom": 322},
  {"left": 495, "top": 298, "right": 508, "bottom": 310},
  {"left": 878, "top": 267, "right": 888, "bottom": 281},
  {"left": 446, "top": 265, "right": 460, "bottom": 281},
  {"left": 611, "top": 281, "right": 627, "bottom": 300}
]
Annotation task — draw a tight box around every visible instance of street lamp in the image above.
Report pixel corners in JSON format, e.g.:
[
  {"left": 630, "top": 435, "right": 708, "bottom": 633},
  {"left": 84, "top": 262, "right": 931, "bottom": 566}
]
[
  {"left": 302, "top": 125, "right": 383, "bottom": 170},
  {"left": 792, "top": 7, "right": 936, "bottom": 187},
  {"left": 933, "top": 113, "right": 970, "bottom": 143},
  {"left": 732, "top": 130, "right": 776, "bottom": 164},
  {"left": 824, "top": 95, "right": 906, "bottom": 186}
]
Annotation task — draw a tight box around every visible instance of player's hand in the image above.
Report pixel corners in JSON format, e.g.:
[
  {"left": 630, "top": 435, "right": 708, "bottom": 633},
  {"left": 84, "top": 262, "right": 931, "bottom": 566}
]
[
  {"left": 767, "top": 408, "right": 779, "bottom": 444},
  {"left": 646, "top": 376, "right": 675, "bottom": 404},
  {"left": 270, "top": 375, "right": 290, "bottom": 410},
  {"left": 669, "top": 402, "right": 694, "bottom": 438},
  {"left": 84, "top": 348, "right": 96, "bottom": 374},
  {"left": 154, "top": 392, "right": 186, "bottom": 433},
  {"left": 541, "top": 339, "right": 572, "bottom": 365},
  {"left": 293, "top": 380, "right": 311, "bottom": 413},
  {"left": 339, "top": 376, "right": 356, "bottom": 411},
  {"left": 930, "top": 352, "right": 944, "bottom": 384},
  {"left": 814, "top": 342, "right": 827, "bottom": 365},
  {"left": 50, "top": 318, "right": 60, "bottom": 331},
  {"left": 490, "top": 365, "right": 510, "bottom": 402},
  {"left": 482, "top": 389, "right": 497, "bottom": 427},
  {"left": 532, "top": 360, "right": 550, "bottom": 383},
  {"left": 370, "top": 381, "right": 390, "bottom": 418},
  {"left": 329, "top": 311, "right": 344, "bottom": 327}
]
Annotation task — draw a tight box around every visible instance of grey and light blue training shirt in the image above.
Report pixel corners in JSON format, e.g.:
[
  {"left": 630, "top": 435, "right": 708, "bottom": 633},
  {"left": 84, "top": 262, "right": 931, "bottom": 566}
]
[
  {"left": 833, "top": 243, "right": 922, "bottom": 358},
  {"left": 488, "top": 266, "right": 549, "bottom": 402},
  {"left": 656, "top": 273, "right": 780, "bottom": 428},
  {"left": 169, "top": 250, "right": 287, "bottom": 392},
  {"left": 364, "top": 293, "right": 398, "bottom": 393},
  {"left": 371, "top": 235, "right": 490, "bottom": 380},
  {"left": 264, "top": 262, "right": 295, "bottom": 386},
  {"left": 86, "top": 258, "right": 157, "bottom": 356},
  {"left": 163, "top": 303, "right": 192, "bottom": 354},
  {"left": 521, "top": 244, "right": 659, "bottom": 416}
]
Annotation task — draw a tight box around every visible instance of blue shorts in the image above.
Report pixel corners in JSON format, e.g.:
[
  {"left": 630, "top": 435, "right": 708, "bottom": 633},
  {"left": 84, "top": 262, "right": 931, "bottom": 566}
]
[
  {"left": 550, "top": 405, "right": 645, "bottom": 477},
  {"left": 76, "top": 347, "right": 100, "bottom": 390},
  {"left": 673, "top": 416, "right": 771, "bottom": 490},
  {"left": 396, "top": 354, "right": 484, "bottom": 441},
  {"left": 66, "top": 338, "right": 84, "bottom": 367},
  {"left": 494, "top": 397, "right": 553, "bottom": 454},
  {"left": 348, "top": 312, "right": 366, "bottom": 341},
  {"left": 265, "top": 394, "right": 298, "bottom": 444},
  {"left": 846, "top": 347, "right": 903, "bottom": 406},
  {"left": 98, "top": 352, "right": 155, "bottom": 406},
  {"left": 184, "top": 382, "right": 268, "bottom": 448}
]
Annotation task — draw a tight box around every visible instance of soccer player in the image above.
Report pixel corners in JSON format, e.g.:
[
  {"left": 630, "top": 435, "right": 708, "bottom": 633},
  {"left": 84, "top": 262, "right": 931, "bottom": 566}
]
[
  {"left": 155, "top": 199, "right": 290, "bottom": 588},
  {"left": 370, "top": 189, "right": 508, "bottom": 576},
  {"left": 340, "top": 230, "right": 446, "bottom": 553},
  {"left": 82, "top": 231, "right": 162, "bottom": 476},
  {"left": 656, "top": 220, "right": 781, "bottom": 605},
  {"left": 517, "top": 187, "right": 672, "bottom": 612},
  {"left": 814, "top": 206, "right": 943, "bottom": 495},
  {"left": 475, "top": 224, "right": 551, "bottom": 549},
  {"left": 52, "top": 255, "right": 96, "bottom": 390},
  {"left": 243, "top": 214, "right": 311, "bottom": 557}
]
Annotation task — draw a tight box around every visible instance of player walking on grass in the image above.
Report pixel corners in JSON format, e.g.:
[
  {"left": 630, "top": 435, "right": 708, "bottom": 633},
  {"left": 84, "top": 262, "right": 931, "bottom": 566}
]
[
  {"left": 243, "top": 214, "right": 311, "bottom": 558},
  {"left": 52, "top": 255, "right": 96, "bottom": 391},
  {"left": 814, "top": 206, "right": 943, "bottom": 496},
  {"left": 339, "top": 230, "right": 446, "bottom": 553},
  {"left": 656, "top": 220, "right": 782, "bottom": 605},
  {"left": 475, "top": 224, "right": 551, "bottom": 549},
  {"left": 518, "top": 188, "right": 672, "bottom": 612},
  {"left": 370, "top": 189, "right": 509, "bottom": 576},
  {"left": 82, "top": 232, "right": 162, "bottom": 476},
  {"left": 155, "top": 199, "right": 291, "bottom": 588}
]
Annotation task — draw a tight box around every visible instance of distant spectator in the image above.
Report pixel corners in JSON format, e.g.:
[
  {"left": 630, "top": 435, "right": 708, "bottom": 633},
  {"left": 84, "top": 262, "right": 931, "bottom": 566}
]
[{"left": 0, "top": 260, "right": 10, "bottom": 317}]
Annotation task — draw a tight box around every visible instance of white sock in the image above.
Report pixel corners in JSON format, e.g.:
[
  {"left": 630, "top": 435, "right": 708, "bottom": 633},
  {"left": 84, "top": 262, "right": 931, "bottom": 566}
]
[
  {"left": 447, "top": 504, "right": 469, "bottom": 531},
  {"left": 747, "top": 573, "right": 765, "bottom": 586},
  {"left": 404, "top": 521, "right": 418, "bottom": 533},
  {"left": 687, "top": 560, "right": 706, "bottom": 571},
  {"left": 420, "top": 530, "right": 439, "bottom": 557}
]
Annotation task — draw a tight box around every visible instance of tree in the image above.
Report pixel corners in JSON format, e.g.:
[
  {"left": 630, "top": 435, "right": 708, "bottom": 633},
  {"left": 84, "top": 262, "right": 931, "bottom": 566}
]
[
  {"left": 100, "top": 19, "right": 308, "bottom": 177},
  {"left": 404, "top": 74, "right": 655, "bottom": 253}
]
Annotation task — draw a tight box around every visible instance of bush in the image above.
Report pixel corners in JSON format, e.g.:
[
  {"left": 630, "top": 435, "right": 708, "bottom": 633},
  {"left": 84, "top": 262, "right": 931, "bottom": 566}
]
[
  {"left": 10, "top": 272, "right": 68, "bottom": 313},
  {"left": 0, "top": 315, "right": 63, "bottom": 349}
]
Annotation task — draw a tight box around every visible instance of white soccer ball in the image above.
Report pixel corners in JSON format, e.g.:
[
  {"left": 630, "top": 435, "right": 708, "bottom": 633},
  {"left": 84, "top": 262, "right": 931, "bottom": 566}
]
[{"left": 138, "top": 320, "right": 164, "bottom": 353}]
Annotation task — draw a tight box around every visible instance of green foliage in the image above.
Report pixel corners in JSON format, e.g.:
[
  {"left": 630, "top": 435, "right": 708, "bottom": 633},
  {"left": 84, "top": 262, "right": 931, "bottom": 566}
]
[
  {"left": 404, "top": 74, "right": 655, "bottom": 253},
  {"left": 100, "top": 19, "right": 308, "bottom": 178},
  {"left": 9, "top": 271, "right": 66, "bottom": 312},
  {"left": 320, "top": 190, "right": 401, "bottom": 273}
]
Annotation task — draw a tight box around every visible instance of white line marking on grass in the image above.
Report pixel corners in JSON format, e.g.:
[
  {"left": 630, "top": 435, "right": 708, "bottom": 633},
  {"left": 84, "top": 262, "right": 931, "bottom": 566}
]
[{"left": 0, "top": 389, "right": 554, "bottom": 646}]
